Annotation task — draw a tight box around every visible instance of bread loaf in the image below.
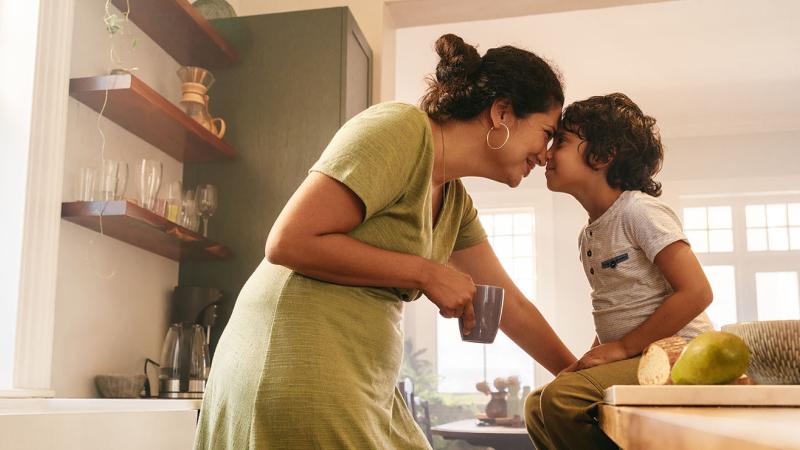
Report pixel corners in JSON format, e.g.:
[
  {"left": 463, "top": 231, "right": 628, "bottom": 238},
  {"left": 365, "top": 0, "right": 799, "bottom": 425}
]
[{"left": 637, "top": 336, "right": 687, "bottom": 385}]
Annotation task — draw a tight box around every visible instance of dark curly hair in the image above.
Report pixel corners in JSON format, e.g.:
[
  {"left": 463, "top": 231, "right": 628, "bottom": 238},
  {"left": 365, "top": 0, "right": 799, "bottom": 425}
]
[
  {"left": 420, "top": 34, "right": 564, "bottom": 123},
  {"left": 561, "top": 93, "right": 664, "bottom": 196}
]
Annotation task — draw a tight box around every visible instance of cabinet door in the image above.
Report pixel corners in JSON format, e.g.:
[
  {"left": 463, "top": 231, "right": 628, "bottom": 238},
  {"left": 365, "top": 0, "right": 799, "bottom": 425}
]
[{"left": 343, "top": 12, "right": 372, "bottom": 122}]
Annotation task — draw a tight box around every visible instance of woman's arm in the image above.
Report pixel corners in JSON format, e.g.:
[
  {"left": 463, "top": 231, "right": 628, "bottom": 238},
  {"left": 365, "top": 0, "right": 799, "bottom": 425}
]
[
  {"left": 266, "top": 172, "right": 477, "bottom": 323},
  {"left": 567, "top": 240, "right": 713, "bottom": 371},
  {"left": 448, "top": 240, "right": 577, "bottom": 375}
]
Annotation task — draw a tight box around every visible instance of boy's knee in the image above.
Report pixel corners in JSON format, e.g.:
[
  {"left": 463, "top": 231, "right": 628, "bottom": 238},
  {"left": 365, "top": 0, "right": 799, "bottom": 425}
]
[{"left": 539, "top": 373, "right": 583, "bottom": 420}]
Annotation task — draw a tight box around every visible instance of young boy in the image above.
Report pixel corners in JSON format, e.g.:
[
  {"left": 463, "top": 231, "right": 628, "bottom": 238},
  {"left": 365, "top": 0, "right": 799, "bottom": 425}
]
[{"left": 525, "top": 93, "right": 713, "bottom": 450}]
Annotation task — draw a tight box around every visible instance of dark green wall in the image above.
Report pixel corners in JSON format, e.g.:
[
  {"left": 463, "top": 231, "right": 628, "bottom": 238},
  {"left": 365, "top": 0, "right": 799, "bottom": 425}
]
[{"left": 179, "top": 8, "right": 371, "bottom": 352}]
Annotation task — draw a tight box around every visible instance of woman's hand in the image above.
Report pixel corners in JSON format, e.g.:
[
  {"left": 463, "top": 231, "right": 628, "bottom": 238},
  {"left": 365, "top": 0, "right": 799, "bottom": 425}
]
[
  {"left": 421, "top": 262, "right": 477, "bottom": 334},
  {"left": 561, "top": 341, "right": 629, "bottom": 373}
]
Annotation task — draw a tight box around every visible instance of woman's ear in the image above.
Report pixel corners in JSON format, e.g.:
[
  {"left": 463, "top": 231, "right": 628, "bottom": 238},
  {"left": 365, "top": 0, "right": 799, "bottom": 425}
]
[{"left": 489, "top": 98, "right": 513, "bottom": 127}]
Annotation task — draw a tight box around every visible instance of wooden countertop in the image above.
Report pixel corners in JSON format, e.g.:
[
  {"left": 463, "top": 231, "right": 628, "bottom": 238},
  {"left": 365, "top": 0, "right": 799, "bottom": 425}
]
[{"left": 599, "top": 404, "right": 800, "bottom": 450}]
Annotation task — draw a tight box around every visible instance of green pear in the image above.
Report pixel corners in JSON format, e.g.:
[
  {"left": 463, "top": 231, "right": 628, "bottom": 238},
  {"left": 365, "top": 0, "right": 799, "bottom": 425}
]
[{"left": 671, "top": 331, "right": 751, "bottom": 385}]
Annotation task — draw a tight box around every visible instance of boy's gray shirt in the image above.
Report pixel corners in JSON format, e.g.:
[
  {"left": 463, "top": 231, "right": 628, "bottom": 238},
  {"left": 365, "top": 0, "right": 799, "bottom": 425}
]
[{"left": 580, "top": 190, "right": 712, "bottom": 343}]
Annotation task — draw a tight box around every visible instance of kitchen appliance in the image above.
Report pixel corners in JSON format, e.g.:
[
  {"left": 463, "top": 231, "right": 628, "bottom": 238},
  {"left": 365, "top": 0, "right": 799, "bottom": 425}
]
[{"left": 158, "top": 286, "right": 223, "bottom": 399}]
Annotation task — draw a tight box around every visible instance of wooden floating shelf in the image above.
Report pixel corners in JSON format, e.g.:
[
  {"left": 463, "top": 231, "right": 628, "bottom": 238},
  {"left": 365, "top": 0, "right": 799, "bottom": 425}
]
[
  {"left": 111, "top": 0, "right": 238, "bottom": 68},
  {"left": 70, "top": 74, "right": 235, "bottom": 163},
  {"left": 62, "top": 201, "right": 232, "bottom": 261}
]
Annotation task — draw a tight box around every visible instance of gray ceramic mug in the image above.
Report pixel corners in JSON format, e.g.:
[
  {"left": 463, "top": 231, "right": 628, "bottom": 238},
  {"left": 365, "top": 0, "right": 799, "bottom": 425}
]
[{"left": 459, "top": 284, "right": 505, "bottom": 343}]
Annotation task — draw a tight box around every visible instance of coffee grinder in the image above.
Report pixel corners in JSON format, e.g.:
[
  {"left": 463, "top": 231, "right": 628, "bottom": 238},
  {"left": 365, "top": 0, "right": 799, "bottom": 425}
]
[{"left": 159, "top": 286, "right": 223, "bottom": 399}]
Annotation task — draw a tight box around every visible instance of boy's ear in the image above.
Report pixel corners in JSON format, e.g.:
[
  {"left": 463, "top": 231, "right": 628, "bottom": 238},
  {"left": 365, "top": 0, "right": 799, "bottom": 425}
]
[{"left": 588, "top": 148, "right": 616, "bottom": 171}]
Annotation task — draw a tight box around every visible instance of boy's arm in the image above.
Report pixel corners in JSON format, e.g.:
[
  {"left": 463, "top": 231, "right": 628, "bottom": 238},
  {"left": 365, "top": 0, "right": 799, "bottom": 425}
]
[
  {"left": 619, "top": 240, "right": 712, "bottom": 355},
  {"left": 565, "top": 240, "right": 712, "bottom": 371},
  {"left": 449, "top": 240, "right": 577, "bottom": 375}
]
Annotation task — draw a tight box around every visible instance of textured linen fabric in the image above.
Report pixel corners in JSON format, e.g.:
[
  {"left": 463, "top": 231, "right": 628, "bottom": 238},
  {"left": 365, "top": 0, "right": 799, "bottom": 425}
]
[
  {"left": 525, "top": 357, "right": 641, "bottom": 450},
  {"left": 194, "top": 102, "right": 486, "bottom": 450},
  {"left": 579, "top": 190, "right": 712, "bottom": 343}
]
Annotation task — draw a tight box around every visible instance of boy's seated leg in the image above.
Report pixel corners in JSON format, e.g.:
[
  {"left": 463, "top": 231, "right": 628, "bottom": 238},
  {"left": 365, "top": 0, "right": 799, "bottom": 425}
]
[
  {"left": 524, "top": 387, "right": 554, "bottom": 449},
  {"left": 538, "top": 357, "right": 640, "bottom": 450}
]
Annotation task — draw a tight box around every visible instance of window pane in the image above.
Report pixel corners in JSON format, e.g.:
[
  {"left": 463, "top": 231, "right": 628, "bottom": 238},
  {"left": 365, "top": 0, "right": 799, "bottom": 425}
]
[
  {"left": 513, "top": 257, "right": 533, "bottom": 280},
  {"left": 702, "top": 265, "right": 737, "bottom": 329},
  {"left": 707, "top": 206, "right": 732, "bottom": 229},
  {"left": 438, "top": 210, "right": 538, "bottom": 393},
  {"left": 766, "top": 204, "right": 787, "bottom": 227},
  {"left": 513, "top": 213, "right": 533, "bottom": 234},
  {"left": 756, "top": 272, "right": 800, "bottom": 320},
  {"left": 479, "top": 215, "right": 494, "bottom": 236},
  {"left": 494, "top": 214, "right": 513, "bottom": 235},
  {"left": 768, "top": 227, "right": 789, "bottom": 251},
  {"left": 789, "top": 203, "right": 800, "bottom": 226},
  {"left": 500, "top": 258, "right": 514, "bottom": 274},
  {"left": 708, "top": 229, "right": 734, "bottom": 252},
  {"left": 513, "top": 235, "right": 533, "bottom": 257},
  {"left": 493, "top": 236, "right": 513, "bottom": 258},
  {"left": 517, "top": 278, "right": 535, "bottom": 299},
  {"left": 683, "top": 207, "right": 707, "bottom": 230},
  {"left": 790, "top": 227, "right": 800, "bottom": 250},
  {"left": 746, "top": 205, "right": 766, "bottom": 227},
  {"left": 436, "top": 315, "right": 485, "bottom": 392},
  {"left": 747, "top": 228, "right": 768, "bottom": 251},
  {"left": 686, "top": 230, "right": 709, "bottom": 253},
  {"left": 485, "top": 332, "right": 534, "bottom": 389}
]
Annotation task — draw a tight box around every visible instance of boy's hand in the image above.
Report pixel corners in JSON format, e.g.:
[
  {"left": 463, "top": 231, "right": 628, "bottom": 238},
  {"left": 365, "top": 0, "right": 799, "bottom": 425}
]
[{"left": 562, "top": 341, "right": 629, "bottom": 373}]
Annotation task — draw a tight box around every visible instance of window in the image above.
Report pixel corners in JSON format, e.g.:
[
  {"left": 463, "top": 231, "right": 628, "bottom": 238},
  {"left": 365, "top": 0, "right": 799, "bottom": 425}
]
[
  {"left": 436, "top": 210, "right": 535, "bottom": 393},
  {"left": 682, "top": 195, "right": 800, "bottom": 327},
  {"left": 702, "top": 265, "right": 737, "bottom": 328},
  {"left": 755, "top": 272, "right": 800, "bottom": 320},
  {"left": 683, "top": 206, "right": 734, "bottom": 253},
  {"left": 746, "top": 203, "right": 800, "bottom": 251}
]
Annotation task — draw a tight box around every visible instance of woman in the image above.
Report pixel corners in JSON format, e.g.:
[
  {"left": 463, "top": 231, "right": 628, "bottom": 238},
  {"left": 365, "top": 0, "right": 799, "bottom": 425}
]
[{"left": 195, "top": 34, "right": 576, "bottom": 449}]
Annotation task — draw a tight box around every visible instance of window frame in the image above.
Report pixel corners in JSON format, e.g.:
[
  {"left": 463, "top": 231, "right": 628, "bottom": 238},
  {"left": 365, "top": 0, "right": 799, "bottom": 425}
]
[
  {"left": 680, "top": 192, "right": 800, "bottom": 325},
  {"left": 435, "top": 207, "right": 537, "bottom": 394},
  {"left": 0, "top": 0, "right": 74, "bottom": 397}
]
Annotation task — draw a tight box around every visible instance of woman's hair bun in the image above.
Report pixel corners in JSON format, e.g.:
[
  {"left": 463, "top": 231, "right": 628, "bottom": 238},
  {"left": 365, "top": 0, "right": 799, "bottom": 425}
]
[
  {"left": 433, "top": 34, "right": 481, "bottom": 84},
  {"left": 421, "top": 34, "right": 564, "bottom": 122}
]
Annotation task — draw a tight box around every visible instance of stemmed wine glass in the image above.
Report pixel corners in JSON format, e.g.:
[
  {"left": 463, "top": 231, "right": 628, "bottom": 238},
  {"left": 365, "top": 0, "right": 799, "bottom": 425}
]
[{"left": 195, "top": 184, "right": 217, "bottom": 238}]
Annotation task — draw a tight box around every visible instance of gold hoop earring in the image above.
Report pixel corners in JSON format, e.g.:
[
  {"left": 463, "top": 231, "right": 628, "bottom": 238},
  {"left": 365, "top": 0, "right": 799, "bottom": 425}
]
[{"left": 486, "top": 123, "right": 510, "bottom": 150}]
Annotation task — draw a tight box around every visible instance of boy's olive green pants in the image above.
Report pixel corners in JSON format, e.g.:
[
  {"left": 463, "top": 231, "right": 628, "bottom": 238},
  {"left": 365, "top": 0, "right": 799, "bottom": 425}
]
[{"left": 524, "top": 357, "right": 641, "bottom": 450}]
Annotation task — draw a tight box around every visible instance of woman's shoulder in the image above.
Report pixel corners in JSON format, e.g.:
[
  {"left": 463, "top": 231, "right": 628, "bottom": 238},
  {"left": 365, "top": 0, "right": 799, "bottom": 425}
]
[
  {"left": 331, "top": 102, "right": 432, "bottom": 159},
  {"left": 350, "top": 102, "right": 428, "bottom": 129}
]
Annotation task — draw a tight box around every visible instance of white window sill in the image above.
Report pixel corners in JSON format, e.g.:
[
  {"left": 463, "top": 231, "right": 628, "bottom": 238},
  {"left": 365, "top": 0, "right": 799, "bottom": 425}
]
[
  {"left": 0, "top": 389, "right": 55, "bottom": 399},
  {"left": 0, "top": 398, "right": 202, "bottom": 415}
]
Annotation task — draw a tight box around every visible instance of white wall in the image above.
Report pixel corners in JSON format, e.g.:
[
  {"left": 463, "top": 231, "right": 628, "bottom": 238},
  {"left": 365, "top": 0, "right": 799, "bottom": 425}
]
[
  {"left": 52, "top": 0, "right": 185, "bottom": 397},
  {"left": 394, "top": 1, "right": 800, "bottom": 386},
  {"left": 236, "top": 0, "right": 396, "bottom": 101}
]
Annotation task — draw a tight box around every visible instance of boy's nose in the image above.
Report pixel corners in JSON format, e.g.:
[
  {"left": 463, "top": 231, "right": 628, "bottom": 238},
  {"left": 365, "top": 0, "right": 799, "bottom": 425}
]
[{"left": 536, "top": 152, "right": 547, "bottom": 166}]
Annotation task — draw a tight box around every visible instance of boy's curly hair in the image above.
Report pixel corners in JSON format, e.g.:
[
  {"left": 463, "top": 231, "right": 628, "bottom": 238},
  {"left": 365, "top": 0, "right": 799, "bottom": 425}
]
[{"left": 561, "top": 93, "right": 664, "bottom": 196}]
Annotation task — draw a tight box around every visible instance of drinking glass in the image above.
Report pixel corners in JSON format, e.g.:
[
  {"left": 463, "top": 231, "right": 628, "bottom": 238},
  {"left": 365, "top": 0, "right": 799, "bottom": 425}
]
[
  {"left": 180, "top": 189, "right": 199, "bottom": 232},
  {"left": 195, "top": 184, "right": 218, "bottom": 238},
  {"left": 77, "top": 167, "right": 97, "bottom": 201},
  {"left": 100, "top": 160, "right": 128, "bottom": 200},
  {"left": 166, "top": 180, "right": 183, "bottom": 223},
  {"left": 138, "top": 159, "right": 162, "bottom": 211}
]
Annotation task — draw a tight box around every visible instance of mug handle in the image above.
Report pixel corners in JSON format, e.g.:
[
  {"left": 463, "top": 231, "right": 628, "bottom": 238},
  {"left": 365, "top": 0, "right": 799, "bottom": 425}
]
[{"left": 211, "top": 117, "right": 226, "bottom": 139}]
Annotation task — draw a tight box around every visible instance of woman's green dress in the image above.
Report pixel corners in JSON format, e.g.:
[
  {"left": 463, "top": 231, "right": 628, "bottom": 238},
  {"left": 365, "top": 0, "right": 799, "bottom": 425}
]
[{"left": 194, "top": 102, "right": 486, "bottom": 449}]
